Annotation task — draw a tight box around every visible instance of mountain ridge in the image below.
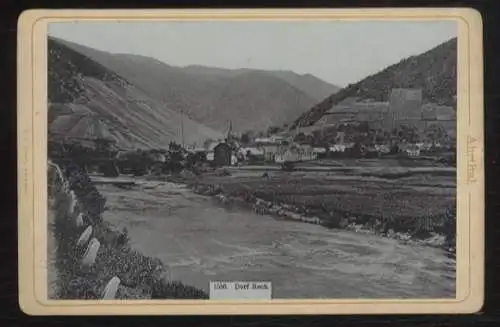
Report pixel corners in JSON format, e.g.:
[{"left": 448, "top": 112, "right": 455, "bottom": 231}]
[
  {"left": 49, "top": 36, "right": 340, "bottom": 133},
  {"left": 48, "top": 37, "right": 223, "bottom": 150}
]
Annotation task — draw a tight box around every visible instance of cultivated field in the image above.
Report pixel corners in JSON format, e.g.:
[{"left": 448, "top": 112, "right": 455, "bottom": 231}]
[{"left": 189, "top": 158, "right": 456, "bottom": 237}]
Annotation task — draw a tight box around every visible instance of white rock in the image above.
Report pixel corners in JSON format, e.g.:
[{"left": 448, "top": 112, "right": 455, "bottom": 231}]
[
  {"left": 76, "top": 226, "right": 93, "bottom": 248},
  {"left": 101, "top": 276, "right": 121, "bottom": 300},
  {"left": 81, "top": 238, "right": 100, "bottom": 267},
  {"left": 68, "top": 191, "right": 78, "bottom": 215}
]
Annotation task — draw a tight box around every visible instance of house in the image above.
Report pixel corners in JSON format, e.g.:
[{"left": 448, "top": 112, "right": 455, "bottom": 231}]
[
  {"left": 193, "top": 147, "right": 207, "bottom": 153},
  {"left": 231, "top": 154, "right": 238, "bottom": 166},
  {"left": 258, "top": 143, "right": 281, "bottom": 162},
  {"left": 312, "top": 147, "right": 327, "bottom": 155},
  {"left": 213, "top": 142, "right": 232, "bottom": 167},
  {"left": 374, "top": 144, "right": 391, "bottom": 154},
  {"left": 406, "top": 148, "right": 421, "bottom": 157},
  {"left": 298, "top": 144, "right": 317, "bottom": 161},
  {"left": 270, "top": 135, "right": 288, "bottom": 143},
  {"left": 261, "top": 143, "right": 280, "bottom": 153},
  {"left": 239, "top": 146, "right": 265, "bottom": 163},
  {"left": 151, "top": 152, "right": 167, "bottom": 163},
  {"left": 420, "top": 142, "right": 433, "bottom": 151},
  {"left": 329, "top": 144, "right": 347, "bottom": 153},
  {"left": 275, "top": 144, "right": 318, "bottom": 163},
  {"left": 254, "top": 137, "right": 274, "bottom": 144},
  {"left": 399, "top": 143, "right": 421, "bottom": 157},
  {"left": 275, "top": 148, "right": 301, "bottom": 163}
]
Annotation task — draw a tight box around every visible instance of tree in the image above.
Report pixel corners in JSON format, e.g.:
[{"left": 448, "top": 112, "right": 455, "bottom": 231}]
[
  {"left": 169, "top": 141, "right": 182, "bottom": 151},
  {"left": 357, "top": 122, "right": 370, "bottom": 134},
  {"left": 240, "top": 132, "right": 251, "bottom": 145},
  {"left": 293, "top": 132, "right": 307, "bottom": 143},
  {"left": 311, "top": 130, "right": 324, "bottom": 146},
  {"left": 305, "top": 134, "right": 315, "bottom": 145},
  {"left": 426, "top": 123, "right": 447, "bottom": 143},
  {"left": 203, "top": 138, "right": 214, "bottom": 149}
]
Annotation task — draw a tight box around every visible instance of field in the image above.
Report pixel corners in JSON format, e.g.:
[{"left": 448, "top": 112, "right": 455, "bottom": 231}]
[{"left": 186, "top": 158, "right": 456, "bottom": 241}]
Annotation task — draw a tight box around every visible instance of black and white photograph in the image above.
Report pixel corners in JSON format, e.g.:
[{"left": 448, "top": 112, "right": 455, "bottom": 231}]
[
  {"left": 43, "top": 18, "right": 462, "bottom": 302},
  {"left": 14, "top": 6, "right": 486, "bottom": 314}
]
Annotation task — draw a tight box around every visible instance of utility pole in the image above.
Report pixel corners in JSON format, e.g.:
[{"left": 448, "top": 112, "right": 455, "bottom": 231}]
[{"left": 180, "top": 107, "right": 185, "bottom": 148}]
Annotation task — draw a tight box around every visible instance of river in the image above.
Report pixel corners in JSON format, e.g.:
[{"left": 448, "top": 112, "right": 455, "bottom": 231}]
[{"left": 97, "top": 179, "right": 455, "bottom": 299}]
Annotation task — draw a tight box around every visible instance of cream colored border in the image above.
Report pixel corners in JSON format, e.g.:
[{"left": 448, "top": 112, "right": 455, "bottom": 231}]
[{"left": 18, "top": 8, "right": 484, "bottom": 315}]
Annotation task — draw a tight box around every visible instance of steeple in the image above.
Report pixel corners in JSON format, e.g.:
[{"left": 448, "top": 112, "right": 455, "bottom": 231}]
[{"left": 226, "top": 120, "right": 233, "bottom": 141}]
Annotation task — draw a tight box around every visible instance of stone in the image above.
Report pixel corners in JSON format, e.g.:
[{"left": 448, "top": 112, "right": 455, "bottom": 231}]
[
  {"left": 101, "top": 276, "right": 121, "bottom": 300},
  {"left": 81, "top": 238, "right": 100, "bottom": 268},
  {"left": 76, "top": 225, "right": 93, "bottom": 248}
]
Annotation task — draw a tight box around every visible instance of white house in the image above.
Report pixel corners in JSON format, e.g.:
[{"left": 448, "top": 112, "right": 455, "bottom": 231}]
[
  {"left": 275, "top": 148, "right": 300, "bottom": 163},
  {"left": 254, "top": 137, "right": 273, "bottom": 144},
  {"left": 400, "top": 144, "right": 421, "bottom": 157},
  {"left": 275, "top": 145, "right": 318, "bottom": 163},
  {"left": 231, "top": 154, "right": 238, "bottom": 166},
  {"left": 312, "top": 147, "right": 327, "bottom": 154},
  {"left": 374, "top": 144, "right": 391, "bottom": 154},
  {"left": 406, "top": 148, "right": 421, "bottom": 157},
  {"left": 329, "top": 144, "right": 347, "bottom": 152}
]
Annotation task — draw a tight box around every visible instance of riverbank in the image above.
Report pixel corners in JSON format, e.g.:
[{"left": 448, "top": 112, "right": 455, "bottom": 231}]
[
  {"left": 49, "top": 161, "right": 209, "bottom": 299},
  {"left": 167, "top": 169, "right": 456, "bottom": 256},
  {"left": 96, "top": 177, "right": 456, "bottom": 298}
]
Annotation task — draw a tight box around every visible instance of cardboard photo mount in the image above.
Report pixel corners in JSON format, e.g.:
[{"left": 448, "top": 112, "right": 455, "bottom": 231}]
[{"left": 17, "top": 8, "right": 484, "bottom": 315}]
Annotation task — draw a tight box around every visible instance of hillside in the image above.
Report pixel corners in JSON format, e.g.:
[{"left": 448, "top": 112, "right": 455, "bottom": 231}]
[
  {"left": 51, "top": 37, "right": 339, "bottom": 133},
  {"left": 183, "top": 65, "right": 340, "bottom": 101},
  {"left": 48, "top": 37, "right": 223, "bottom": 150},
  {"left": 265, "top": 70, "right": 340, "bottom": 102},
  {"left": 290, "top": 37, "right": 457, "bottom": 129}
]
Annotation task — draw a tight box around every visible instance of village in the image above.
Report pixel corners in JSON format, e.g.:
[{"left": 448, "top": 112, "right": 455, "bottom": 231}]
[
  {"left": 185, "top": 88, "right": 456, "bottom": 170},
  {"left": 48, "top": 88, "right": 456, "bottom": 178}
]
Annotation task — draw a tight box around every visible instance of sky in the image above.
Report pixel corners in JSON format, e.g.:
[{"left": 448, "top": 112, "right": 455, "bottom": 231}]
[{"left": 48, "top": 20, "right": 457, "bottom": 87}]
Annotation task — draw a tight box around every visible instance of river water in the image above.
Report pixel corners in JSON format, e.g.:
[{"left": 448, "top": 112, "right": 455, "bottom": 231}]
[{"left": 97, "top": 180, "right": 455, "bottom": 299}]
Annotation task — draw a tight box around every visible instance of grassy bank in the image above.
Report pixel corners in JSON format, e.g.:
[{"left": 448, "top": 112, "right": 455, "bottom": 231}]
[
  {"left": 49, "top": 161, "right": 209, "bottom": 300},
  {"left": 183, "top": 171, "right": 456, "bottom": 253}
]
